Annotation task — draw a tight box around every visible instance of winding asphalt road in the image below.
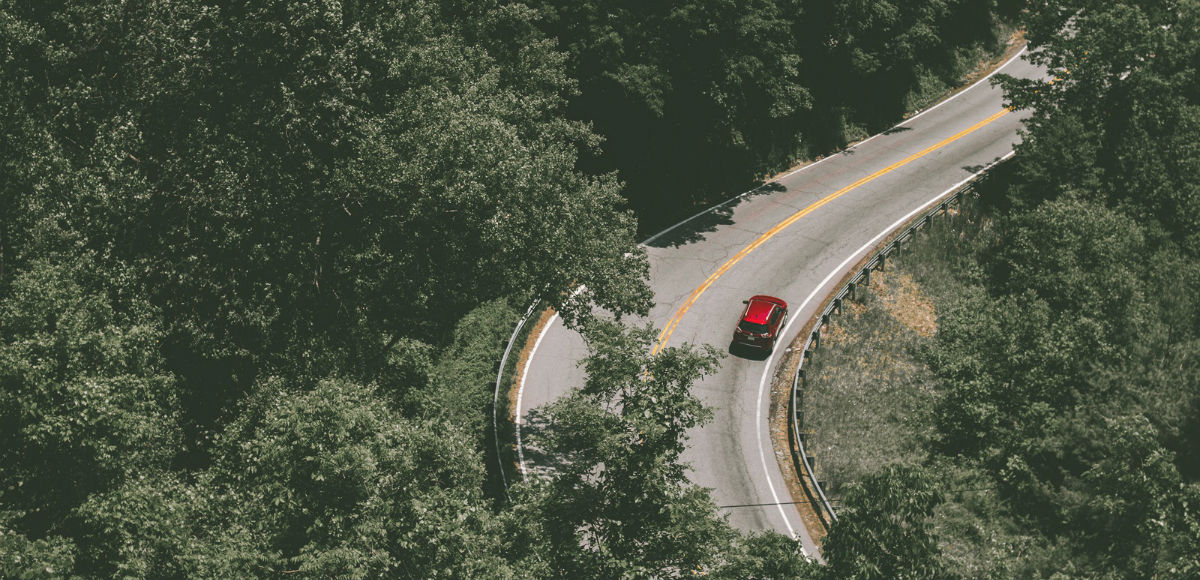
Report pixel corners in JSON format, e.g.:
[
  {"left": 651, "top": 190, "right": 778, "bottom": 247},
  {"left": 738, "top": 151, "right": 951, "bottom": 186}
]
[{"left": 517, "top": 49, "right": 1043, "bottom": 555}]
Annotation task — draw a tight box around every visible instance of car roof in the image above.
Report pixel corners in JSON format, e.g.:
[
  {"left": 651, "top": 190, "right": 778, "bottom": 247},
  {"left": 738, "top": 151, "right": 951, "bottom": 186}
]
[{"left": 743, "top": 295, "right": 784, "bottom": 324}]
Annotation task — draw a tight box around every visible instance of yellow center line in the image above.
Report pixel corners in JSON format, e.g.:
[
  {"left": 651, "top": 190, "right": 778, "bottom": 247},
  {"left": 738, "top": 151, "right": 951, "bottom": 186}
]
[{"left": 651, "top": 107, "right": 1012, "bottom": 355}]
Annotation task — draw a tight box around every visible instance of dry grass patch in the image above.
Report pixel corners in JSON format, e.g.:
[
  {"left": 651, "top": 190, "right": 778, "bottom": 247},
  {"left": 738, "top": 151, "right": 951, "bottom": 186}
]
[
  {"left": 798, "top": 268, "right": 941, "bottom": 497},
  {"left": 873, "top": 271, "right": 937, "bottom": 338}
]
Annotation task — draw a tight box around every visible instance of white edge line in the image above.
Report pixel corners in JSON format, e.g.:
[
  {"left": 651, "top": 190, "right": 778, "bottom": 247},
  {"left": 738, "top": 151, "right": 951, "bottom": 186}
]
[
  {"left": 494, "top": 301, "right": 539, "bottom": 492},
  {"left": 754, "top": 150, "right": 1016, "bottom": 542},
  {"left": 516, "top": 311, "right": 559, "bottom": 479},
  {"left": 641, "top": 46, "right": 1027, "bottom": 247},
  {"left": 515, "top": 46, "right": 1030, "bottom": 486},
  {"left": 894, "top": 47, "right": 1027, "bottom": 129}
]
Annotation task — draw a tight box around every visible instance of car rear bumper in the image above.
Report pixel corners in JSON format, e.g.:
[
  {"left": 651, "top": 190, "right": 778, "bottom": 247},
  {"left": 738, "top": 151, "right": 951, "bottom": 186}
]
[{"left": 733, "top": 335, "right": 774, "bottom": 349}]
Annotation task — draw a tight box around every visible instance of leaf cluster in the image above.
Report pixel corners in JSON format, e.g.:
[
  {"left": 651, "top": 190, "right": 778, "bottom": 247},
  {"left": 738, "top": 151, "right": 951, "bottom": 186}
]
[
  {"left": 525, "top": 0, "right": 1016, "bottom": 232},
  {"left": 837, "top": 1, "right": 1200, "bottom": 576},
  {"left": 521, "top": 319, "right": 819, "bottom": 579}
]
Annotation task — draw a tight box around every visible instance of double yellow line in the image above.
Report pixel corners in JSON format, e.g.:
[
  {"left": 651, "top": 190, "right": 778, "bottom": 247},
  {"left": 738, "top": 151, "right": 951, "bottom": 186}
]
[{"left": 651, "top": 107, "right": 1012, "bottom": 355}]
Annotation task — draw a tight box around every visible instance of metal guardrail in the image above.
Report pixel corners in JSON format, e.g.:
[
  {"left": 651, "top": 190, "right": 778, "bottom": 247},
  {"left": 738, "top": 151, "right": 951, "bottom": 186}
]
[
  {"left": 494, "top": 164, "right": 998, "bottom": 518},
  {"left": 788, "top": 176, "right": 986, "bottom": 527},
  {"left": 493, "top": 300, "right": 540, "bottom": 497}
]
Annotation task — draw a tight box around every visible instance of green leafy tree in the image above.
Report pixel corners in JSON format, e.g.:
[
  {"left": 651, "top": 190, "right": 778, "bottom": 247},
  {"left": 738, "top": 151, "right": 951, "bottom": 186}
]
[
  {"left": 421, "top": 299, "right": 518, "bottom": 445},
  {"left": 988, "top": 198, "right": 1147, "bottom": 323},
  {"left": 0, "top": 259, "right": 180, "bottom": 531},
  {"left": 525, "top": 0, "right": 1011, "bottom": 228},
  {"left": 0, "top": 511, "right": 75, "bottom": 580},
  {"left": 526, "top": 0, "right": 814, "bottom": 222},
  {"left": 1068, "top": 415, "right": 1193, "bottom": 578},
  {"left": 713, "top": 531, "right": 821, "bottom": 580},
  {"left": 928, "top": 289, "right": 1063, "bottom": 462},
  {"left": 525, "top": 320, "right": 813, "bottom": 578},
  {"left": 205, "top": 377, "right": 515, "bottom": 579},
  {"left": 800, "top": 0, "right": 1013, "bottom": 136},
  {"left": 532, "top": 320, "right": 728, "bottom": 577},
  {"left": 823, "top": 465, "right": 946, "bottom": 580},
  {"left": 913, "top": 2, "right": 1200, "bottom": 576},
  {"left": 70, "top": 472, "right": 268, "bottom": 579},
  {"left": 0, "top": 0, "right": 650, "bottom": 436},
  {"left": 998, "top": 0, "right": 1200, "bottom": 251}
]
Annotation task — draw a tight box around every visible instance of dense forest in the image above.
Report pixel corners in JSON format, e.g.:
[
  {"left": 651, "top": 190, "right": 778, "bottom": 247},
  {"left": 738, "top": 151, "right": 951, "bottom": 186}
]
[
  {"left": 5, "top": 0, "right": 1189, "bottom": 578},
  {"left": 524, "top": 0, "right": 1021, "bottom": 231},
  {"left": 808, "top": 1, "right": 1200, "bottom": 578}
]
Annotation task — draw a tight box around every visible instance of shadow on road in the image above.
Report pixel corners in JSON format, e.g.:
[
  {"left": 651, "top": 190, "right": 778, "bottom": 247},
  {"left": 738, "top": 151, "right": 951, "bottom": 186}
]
[
  {"left": 963, "top": 154, "right": 1010, "bottom": 174},
  {"left": 646, "top": 182, "right": 786, "bottom": 249},
  {"left": 728, "top": 341, "right": 772, "bottom": 361},
  {"left": 518, "top": 406, "right": 571, "bottom": 477}
]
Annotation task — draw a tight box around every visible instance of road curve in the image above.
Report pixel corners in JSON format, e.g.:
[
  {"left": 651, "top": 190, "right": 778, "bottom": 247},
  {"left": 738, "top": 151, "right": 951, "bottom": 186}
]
[{"left": 518, "top": 50, "right": 1042, "bottom": 554}]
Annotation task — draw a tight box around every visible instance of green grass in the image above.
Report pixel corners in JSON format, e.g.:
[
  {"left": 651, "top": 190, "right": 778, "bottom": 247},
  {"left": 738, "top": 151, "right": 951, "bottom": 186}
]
[
  {"left": 799, "top": 197, "right": 991, "bottom": 496},
  {"left": 799, "top": 195, "right": 1047, "bottom": 575},
  {"left": 800, "top": 270, "right": 939, "bottom": 495}
]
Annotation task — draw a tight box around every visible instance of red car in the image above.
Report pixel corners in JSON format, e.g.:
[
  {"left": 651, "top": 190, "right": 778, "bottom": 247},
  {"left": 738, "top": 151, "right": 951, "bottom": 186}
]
[{"left": 732, "top": 295, "right": 788, "bottom": 351}]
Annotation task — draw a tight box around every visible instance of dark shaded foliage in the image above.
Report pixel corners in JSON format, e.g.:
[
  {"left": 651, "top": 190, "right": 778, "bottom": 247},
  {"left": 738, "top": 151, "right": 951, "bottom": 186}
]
[
  {"left": 893, "top": 0, "right": 1200, "bottom": 576},
  {"left": 0, "top": 0, "right": 1017, "bottom": 576},
  {"left": 526, "top": 319, "right": 820, "bottom": 579},
  {"left": 526, "top": 0, "right": 1014, "bottom": 234},
  {"left": 0, "top": 0, "right": 648, "bottom": 576},
  {"left": 823, "top": 466, "right": 946, "bottom": 580}
]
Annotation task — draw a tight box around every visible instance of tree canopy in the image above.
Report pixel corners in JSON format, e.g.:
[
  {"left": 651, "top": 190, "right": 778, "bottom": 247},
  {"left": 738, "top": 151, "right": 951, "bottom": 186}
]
[
  {"left": 814, "top": 1, "right": 1200, "bottom": 577},
  {"left": 524, "top": 0, "right": 1016, "bottom": 231},
  {"left": 0, "top": 0, "right": 1023, "bottom": 577}
]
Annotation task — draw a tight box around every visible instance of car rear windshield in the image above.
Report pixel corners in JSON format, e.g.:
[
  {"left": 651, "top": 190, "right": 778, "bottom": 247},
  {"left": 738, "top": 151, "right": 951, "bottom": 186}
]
[{"left": 738, "top": 320, "right": 769, "bottom": 334}]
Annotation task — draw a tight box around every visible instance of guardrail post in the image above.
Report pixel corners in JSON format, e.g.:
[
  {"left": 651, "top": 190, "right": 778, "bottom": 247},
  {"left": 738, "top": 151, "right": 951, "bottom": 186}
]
[
  {"left": 778, "top": 159, "right": 1005, "bottom": 531},
  {"left": 493, "top": 300, "right": 541, "bottom": 497}
]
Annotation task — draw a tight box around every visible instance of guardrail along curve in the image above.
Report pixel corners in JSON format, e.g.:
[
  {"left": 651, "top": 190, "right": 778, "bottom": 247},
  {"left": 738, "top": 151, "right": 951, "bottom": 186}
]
[
  {"left": 493, "top": 300, "right": 540, "bottom": 497},
  {"left": 788, "top": 164, "right": 1002, "bottom": 528}
]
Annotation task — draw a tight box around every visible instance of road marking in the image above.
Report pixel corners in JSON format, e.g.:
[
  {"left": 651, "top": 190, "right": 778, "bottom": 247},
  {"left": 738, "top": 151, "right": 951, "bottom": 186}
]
[
  {"left": 754, "top": 151, "right": 1015, "bottom": 541},
  {"left": 519, "top": 105, "right": 1015, "bottom": 488},
  {"left": 516, "top": 311, "right": 559, "bottom": 478},
  {"left": 510, "top": 46, "right": 1029, "bottom": 515},
  {"left": 651, "top": 106, "right": 1012, "bottom": 354},
  {"left": 640, "top": 47, "right": 1027, "bottom": 247}
]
